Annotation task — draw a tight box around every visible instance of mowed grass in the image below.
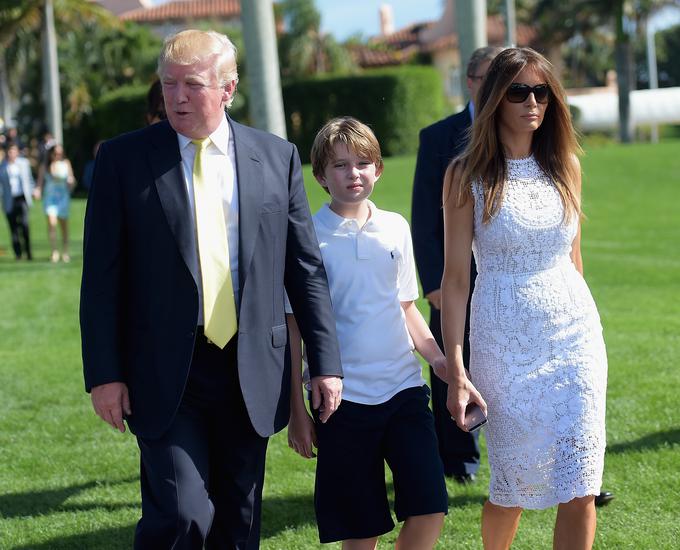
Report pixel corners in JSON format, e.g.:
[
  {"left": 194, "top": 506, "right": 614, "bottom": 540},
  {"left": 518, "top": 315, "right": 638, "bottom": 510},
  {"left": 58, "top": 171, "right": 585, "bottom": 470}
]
[{"left": 0, "top": 140, "right": 678, "bottom": 549}]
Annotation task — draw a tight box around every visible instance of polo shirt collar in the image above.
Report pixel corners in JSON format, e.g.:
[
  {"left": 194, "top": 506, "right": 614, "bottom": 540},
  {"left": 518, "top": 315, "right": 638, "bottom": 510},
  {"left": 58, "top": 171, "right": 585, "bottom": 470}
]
[
  {"left": 317, "top": 200, "right": 381, "bottom": 234},
  {"left": 177, "top": 115, "right": 230, "bottom": 155}
]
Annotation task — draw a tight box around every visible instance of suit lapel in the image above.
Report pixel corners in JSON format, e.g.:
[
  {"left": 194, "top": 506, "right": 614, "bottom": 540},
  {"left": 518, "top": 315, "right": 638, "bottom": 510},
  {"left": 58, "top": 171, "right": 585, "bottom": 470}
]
[
  {"left": 150, "top": 121, "right": 200, "bottom": 288},
  {"left": 230, "top": 118, "right": 263, "bottom": 293}
]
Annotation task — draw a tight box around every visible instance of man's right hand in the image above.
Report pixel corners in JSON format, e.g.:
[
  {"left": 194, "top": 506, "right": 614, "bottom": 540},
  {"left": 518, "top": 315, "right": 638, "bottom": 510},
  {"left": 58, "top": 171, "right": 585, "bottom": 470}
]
[
  {"left": 91, "top": 382, "right": 131, "bottom": 433},
  {"left": 311, "top": 375, "right": 342, "bottom": 424},
  {"left": 426, "top": 288, "right": 442, "bottom": 310}
]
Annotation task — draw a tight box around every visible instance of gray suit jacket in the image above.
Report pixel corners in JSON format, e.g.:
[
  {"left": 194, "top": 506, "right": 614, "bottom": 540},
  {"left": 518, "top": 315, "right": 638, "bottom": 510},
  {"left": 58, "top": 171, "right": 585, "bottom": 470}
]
[
  {"left": 0, "top": 157, "right": 34, "bottom": 213},
  {"left": 80, "top": 117, "right": 342, "bottom": 439}
]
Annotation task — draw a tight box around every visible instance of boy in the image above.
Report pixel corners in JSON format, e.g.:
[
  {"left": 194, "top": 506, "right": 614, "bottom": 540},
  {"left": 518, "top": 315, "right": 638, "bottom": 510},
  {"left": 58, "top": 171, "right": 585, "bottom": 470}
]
[{"left": 287, "top": 117, "right": 449, "bottom": 549}]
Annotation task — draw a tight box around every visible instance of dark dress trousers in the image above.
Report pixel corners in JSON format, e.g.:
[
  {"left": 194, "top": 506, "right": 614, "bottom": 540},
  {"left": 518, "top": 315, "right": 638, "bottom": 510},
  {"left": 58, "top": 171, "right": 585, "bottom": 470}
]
[
  {"left": 80, "top": 117, "right": 342, "bottom": 549},
  {"left": 411, "top": 105, "right": 480, "bottom": 477},
  {"left": 0, "top": 157, "right": 34, "bottom": 260}
]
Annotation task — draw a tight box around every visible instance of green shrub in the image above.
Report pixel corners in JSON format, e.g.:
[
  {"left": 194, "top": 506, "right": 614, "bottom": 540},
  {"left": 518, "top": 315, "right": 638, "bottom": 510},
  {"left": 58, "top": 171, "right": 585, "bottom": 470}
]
[
  {"left": 283, "top": 66, "right": 445, "bottom": 161},
  {"left": 93, "top": 84, "right": 150, "bottom": 141}
]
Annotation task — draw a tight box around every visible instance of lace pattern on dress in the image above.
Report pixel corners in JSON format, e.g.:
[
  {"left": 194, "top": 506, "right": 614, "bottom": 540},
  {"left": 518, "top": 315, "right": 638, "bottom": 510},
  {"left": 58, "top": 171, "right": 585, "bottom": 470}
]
[{"left": 469, "top": 155, "right": 607, "bottom": 509}]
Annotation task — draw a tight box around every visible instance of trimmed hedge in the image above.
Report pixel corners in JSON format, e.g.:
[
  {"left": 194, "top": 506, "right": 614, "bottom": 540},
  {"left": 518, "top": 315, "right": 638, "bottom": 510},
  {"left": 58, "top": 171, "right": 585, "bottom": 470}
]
[
  {"left": 85, "top": 66, "right": 446, "bottom": 168},
  {"left": 283, "top": 66, "right": 445, "bottom": 161},
  {"left": 93, "top": 84, "right": 150, "bottom": 141}
]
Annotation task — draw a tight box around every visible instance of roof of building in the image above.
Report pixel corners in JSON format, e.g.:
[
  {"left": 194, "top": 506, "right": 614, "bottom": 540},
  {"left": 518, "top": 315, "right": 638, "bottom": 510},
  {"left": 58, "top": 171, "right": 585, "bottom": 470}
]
[
  {"left": 357, "top": 14, "right": 537, "bottom": 67},
  {"left": 120, "top": 0, "right": 240, "bottom": 23}
]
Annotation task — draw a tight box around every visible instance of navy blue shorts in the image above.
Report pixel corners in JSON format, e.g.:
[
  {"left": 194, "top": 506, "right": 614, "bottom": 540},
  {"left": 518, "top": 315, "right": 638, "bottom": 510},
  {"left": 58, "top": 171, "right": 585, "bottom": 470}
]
[{"left": 313, "top": 385, "right": 448, "bottom": 543}]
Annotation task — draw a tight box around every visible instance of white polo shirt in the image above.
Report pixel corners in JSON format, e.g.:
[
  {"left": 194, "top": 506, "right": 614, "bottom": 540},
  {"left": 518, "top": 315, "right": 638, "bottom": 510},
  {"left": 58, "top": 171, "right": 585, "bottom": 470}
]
[{"left": 292, "top": 201, "right": 425, "bottom": 405}]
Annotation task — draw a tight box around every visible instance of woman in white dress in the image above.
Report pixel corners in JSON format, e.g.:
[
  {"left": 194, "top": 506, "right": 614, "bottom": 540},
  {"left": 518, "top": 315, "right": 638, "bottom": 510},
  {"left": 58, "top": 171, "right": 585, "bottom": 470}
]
[{"left": 441, "top": 48, "right": 607, "bottom": 550}]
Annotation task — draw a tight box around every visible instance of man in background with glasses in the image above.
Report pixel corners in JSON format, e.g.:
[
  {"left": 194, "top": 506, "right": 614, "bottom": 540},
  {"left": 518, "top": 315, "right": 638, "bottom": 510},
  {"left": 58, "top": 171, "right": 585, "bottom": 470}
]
[{"left": 412, "top": 45, "right": 503, "bottom": 485}]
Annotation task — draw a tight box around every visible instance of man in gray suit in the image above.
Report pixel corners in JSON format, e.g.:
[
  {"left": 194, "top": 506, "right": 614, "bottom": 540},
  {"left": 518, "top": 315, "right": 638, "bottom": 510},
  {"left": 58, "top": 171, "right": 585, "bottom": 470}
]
[
  {"left": 0, "top": 142, "right": 34, "bottom": 260},
  {"left": 81, "top": 29, "right": 342, "bottom": 549}
]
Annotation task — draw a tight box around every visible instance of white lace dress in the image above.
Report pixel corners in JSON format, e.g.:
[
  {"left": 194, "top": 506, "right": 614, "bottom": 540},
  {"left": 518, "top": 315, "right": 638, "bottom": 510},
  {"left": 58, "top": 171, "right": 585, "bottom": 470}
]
[{"left": 469, "top": 155, "right": 607, "bottom": 509}]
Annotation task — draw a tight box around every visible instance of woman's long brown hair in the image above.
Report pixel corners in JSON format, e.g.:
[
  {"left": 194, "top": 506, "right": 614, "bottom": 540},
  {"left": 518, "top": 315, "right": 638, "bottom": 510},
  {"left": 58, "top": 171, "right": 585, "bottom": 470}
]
[{"left": 447, "top": 47, "right": 582, "bottom": 223}]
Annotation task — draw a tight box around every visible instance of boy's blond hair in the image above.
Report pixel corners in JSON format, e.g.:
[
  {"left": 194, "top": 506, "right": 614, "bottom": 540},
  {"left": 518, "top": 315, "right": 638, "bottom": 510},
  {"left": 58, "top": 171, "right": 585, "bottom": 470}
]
[{"left": 311, "top": 117, "right": 383, "bottom": 179}]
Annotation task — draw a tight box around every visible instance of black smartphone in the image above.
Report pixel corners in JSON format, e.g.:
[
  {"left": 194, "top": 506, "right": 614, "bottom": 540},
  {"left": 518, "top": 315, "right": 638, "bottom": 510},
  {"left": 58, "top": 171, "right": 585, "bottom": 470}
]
[{"left": 464, "top": 403, "right": 487, "bottom": 432}]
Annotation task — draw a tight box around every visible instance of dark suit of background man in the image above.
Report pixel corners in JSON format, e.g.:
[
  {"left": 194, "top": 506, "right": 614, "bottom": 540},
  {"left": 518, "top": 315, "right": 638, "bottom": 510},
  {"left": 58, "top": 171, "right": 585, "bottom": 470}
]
[
  {"left": 1, "top": 142, "right": 34, "bottom": 260},
  {"left": 411, "top": 46, "right": 502, "bottom": 483},
  {"left": 80, "top": 29, "right": 343, "bottom": 549}
]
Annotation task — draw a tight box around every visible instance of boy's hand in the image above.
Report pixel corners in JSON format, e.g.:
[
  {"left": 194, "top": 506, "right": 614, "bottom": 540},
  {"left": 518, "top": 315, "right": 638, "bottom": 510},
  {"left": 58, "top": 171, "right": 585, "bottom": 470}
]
[
  {"left": 288, "top": 410, "right": 317, "bottom": 458},
  {"left": 311, "top": 375, "right": 342, "bottom": 423}
]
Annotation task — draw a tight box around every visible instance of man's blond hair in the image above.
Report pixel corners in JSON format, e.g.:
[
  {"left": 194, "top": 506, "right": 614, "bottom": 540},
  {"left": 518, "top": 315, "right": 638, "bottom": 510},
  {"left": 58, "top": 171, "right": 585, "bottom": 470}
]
[
  {"left": 311, "top": 117, "right": 383, "bottom": 179},
  {"left": 158, "top": 29, "right": 239, "bottom": 108}
]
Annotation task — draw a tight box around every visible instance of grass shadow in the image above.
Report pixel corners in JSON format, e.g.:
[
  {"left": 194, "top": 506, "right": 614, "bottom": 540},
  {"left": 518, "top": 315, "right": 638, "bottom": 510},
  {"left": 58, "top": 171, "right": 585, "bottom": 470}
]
[
  {"left": 607, "top": 427, "right": 680, "bottom": 454},
  {"left": 10, "top": 525, "right": 136, "bottom": 550},
  {"left": 261, "top": 493, "right": 316, "bottom": 538},
  {"left": 448, "top": 493, "right": 487, "bottom": 508},
  {"left": 0, "top": 258, "right": 81, "bottom": 273},
  {"left": 259, "top": 482, "right": 488, "bottom": 540},
  {"left": 0, "top": 477, "right": 138, "bottom": 519}
]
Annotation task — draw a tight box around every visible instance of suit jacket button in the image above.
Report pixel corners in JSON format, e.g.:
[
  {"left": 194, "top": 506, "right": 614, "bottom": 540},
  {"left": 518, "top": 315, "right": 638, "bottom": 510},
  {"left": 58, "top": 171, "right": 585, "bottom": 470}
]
[{"left": 188, "top": 331, "right": 194, "bottom": 338}]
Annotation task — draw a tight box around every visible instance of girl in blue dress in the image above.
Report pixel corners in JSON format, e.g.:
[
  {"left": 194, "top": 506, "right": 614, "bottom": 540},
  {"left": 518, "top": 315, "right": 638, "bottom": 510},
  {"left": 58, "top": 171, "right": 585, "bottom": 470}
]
[{"left": 36, "top": 144, "right": 76, "bottom": 262}]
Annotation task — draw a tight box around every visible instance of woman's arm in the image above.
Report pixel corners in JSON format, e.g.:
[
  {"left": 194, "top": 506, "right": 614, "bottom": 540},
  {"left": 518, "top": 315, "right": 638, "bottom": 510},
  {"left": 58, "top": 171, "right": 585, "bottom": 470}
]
[
  {"left": 33, "top": 165, "right": 45, "bottom": 200},
  {"left": 66, "top": 159, "right": 76, "bottom": 192},
  {"left": 570, "top": 157, "right": 584, "bottom": 275},
  {"left": 286, "top": 313, "right": 316, "bottom": 458},
  {"left": 441, "top": 162, "right": 487, "bottom": 429},
  {"left": 571, "top": 223, "right": 583, "bottom": 275}
]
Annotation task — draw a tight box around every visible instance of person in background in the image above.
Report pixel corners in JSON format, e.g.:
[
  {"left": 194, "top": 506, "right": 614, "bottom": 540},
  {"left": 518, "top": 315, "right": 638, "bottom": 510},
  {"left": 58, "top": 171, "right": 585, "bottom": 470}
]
[
  {"left": 145, "top": 79, "right": 167, "bottom": 125},
  {"left": 441, "top": 47, "right": 608, "bottom": 549},
  {"left": 1, "top": 142, "right": 34, "bottom": 260},
  {"left": 412, "top": 46, "right": 503, "bottom": 483},
  {"left": 37, "top": 131, "right": 56, "bottom": 167},
  {"left": 4, "top": 127, "right": 25, "bottom": 153},
  {"left": 35, "top": 144, "right": 76, "bottom": 262}
]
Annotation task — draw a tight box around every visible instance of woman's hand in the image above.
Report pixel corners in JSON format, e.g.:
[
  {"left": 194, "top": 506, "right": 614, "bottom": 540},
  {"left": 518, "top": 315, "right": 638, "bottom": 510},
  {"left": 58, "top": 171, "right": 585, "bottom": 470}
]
[
  {"left": 288, "top": 407, "right": 317, "bottom": 459},
  {"left": 446, "top": 372, "right": 487, "bottom": 431}
]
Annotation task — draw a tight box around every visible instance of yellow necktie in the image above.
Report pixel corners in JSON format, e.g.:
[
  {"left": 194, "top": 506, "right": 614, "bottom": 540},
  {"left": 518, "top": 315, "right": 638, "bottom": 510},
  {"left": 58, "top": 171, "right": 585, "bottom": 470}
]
[{"left": 192, "top": 138, "right": 237, "bottom": 348}]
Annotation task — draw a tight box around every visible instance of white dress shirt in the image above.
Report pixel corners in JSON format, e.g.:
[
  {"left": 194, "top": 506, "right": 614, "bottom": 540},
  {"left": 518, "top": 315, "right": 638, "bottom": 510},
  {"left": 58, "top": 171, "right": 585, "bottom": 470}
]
[{"left": 7, "top": 162, "right": 21, "bottom": 197}]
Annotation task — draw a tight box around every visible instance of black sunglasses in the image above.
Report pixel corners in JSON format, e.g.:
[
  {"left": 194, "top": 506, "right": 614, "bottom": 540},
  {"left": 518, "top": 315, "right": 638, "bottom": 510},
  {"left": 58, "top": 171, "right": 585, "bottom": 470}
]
[{"left": 505, "top": 83, "right": 551, "bottom": 104}]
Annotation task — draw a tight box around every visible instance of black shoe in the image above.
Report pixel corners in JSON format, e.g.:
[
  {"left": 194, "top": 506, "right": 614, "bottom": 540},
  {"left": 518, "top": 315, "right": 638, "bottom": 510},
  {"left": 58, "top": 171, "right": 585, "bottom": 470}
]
[
  {"left": 595, "top": 491, "right": 614, "bottom": 507},
  {"left": 451, "top": 473, "right": 476, "bottom": 484}
]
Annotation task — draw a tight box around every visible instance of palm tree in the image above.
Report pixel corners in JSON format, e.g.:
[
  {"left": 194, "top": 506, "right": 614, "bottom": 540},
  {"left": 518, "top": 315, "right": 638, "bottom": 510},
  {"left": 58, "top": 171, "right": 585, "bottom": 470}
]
[
  {"left": 277, "top": 0, "right": 354, "bottom": 79},
  {"left": 0, "top": 0, "right": 115, "bottom": 141},
  {"left": 534, "top": 0, "right": 679, "bottom": 142},
  {"left": 241, "top": 0, "right": 287, "bottom": 137}
]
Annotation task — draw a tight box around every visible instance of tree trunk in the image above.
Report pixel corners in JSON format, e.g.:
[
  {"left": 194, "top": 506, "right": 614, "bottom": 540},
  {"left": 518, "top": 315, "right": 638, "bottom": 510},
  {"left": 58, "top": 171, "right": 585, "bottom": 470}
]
[
  {"left": 0, "top": 53, "right": 13, "bottom": 128},
  {"left": 42, "top": 0, "right": 63, "bottom": 144},
  {"left": 455, "top": 0, "right": 488, "bottom": 103},
  {"left": 240, "top": 0, "right": 287, "bottom": 138},
  {"left": 614, "top": 0, "right": 633, "bottom": 143}
]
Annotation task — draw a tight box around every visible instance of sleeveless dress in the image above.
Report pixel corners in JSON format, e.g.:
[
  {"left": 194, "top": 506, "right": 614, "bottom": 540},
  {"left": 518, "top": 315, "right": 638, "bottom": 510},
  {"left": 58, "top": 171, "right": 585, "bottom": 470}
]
[
  {"left": 43, "top": 160, "right": 71, "bottom": 218},
  {"left": 469, "top": 155, "right": 607, "bottom": 509}
]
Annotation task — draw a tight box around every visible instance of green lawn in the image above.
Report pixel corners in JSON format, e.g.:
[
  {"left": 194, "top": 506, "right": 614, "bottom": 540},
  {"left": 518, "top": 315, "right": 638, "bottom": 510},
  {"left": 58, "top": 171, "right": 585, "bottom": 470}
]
[{"left": 1, "top": 140, "right": 678, "bottom": 549}]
